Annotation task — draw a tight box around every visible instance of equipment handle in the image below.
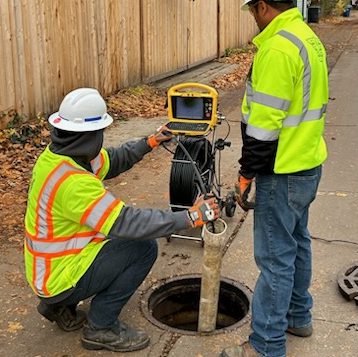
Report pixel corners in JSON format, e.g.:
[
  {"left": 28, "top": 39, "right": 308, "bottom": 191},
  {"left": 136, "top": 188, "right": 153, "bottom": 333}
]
[{"left": 168, "top": 82, "right": 218, "bottom": 97}]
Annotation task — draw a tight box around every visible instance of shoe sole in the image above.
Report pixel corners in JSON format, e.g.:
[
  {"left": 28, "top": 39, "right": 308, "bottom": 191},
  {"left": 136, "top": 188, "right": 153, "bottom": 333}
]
[{"left": 81, "top": 337, "right": 150, "bottom": 352}]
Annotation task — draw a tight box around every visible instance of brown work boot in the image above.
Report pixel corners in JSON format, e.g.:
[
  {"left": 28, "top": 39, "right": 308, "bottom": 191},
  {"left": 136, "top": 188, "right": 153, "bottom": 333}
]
[
  {"left": 81, "top": 321, "right": 150, "bottom": 352},
  {"left": 37, "top": 301, "right": 86, "bottom": 332},
  {"left": 220, "top": 341, "right": 261, "bottom": 357}
]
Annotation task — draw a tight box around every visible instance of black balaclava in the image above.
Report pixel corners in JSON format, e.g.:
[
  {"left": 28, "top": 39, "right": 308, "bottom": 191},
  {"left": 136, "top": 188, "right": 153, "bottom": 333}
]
[{"left": 50, "top": 127, "right": 104, "bottom": 172}]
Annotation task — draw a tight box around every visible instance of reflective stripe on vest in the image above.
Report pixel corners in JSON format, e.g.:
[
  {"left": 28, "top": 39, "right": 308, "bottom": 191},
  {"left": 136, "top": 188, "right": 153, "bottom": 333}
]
[
  {"left": 29, "top": 161, "right": 116, "bottom": 296},
  {"left": 26, "top": 232, "right": 105, "bottom": 256},
  {"left": 243, "top": 31, "right": 327, "bottom": 141},
  {"left": 91, "top": 151, "right": 105, "bottom": 176},
  {"left": 80, "top": 192, "right": 119, "bottom": 231}
]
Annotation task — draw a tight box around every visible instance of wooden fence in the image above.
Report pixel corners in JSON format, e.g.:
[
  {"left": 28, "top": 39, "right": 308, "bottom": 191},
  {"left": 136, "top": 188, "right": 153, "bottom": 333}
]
[{"left": 0, "top": 0, "right": 257, "bottom": 120}]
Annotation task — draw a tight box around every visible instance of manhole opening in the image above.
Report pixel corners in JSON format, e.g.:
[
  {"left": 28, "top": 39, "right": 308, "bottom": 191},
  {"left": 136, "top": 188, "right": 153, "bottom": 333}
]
[{"left": 142, "top": 275, "right": 251, "bottom": 335}]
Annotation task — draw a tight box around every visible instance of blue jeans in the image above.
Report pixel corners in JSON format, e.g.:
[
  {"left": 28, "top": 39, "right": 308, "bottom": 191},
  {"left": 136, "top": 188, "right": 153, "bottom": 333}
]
[
  {"left": 249, "top": 166, "right": 322, "bottom": 357},
  {"left": 57, "top": 239, "right": 158, "bottom": 329}
]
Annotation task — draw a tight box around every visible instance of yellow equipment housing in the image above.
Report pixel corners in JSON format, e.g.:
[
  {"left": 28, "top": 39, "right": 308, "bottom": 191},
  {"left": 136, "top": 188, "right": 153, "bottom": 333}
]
[{"left": 166, "top": 82, "right": 218, "bottom": 136}]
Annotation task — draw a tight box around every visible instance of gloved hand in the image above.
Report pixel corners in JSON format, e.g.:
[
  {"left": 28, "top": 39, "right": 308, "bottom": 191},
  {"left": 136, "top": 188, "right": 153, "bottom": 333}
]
[
  {"left": 235, "top": 175, "right": 255, "bottom": 211},
  {"left": 188, "top": 195, "right": 220, "bottom": 228},
  {"left": 147, "top": 125, "right": 173, "bottom": 148}
]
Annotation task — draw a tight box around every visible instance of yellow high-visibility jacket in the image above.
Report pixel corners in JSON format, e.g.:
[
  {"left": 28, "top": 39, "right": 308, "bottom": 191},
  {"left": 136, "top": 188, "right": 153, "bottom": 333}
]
[{"left": 240, "top": 8, "right": 328, "bottom": 178}]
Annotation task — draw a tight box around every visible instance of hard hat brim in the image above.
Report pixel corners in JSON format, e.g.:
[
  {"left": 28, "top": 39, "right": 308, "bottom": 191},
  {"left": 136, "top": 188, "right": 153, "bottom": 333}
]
[
  {"left": 48, "top": 112, "right": 113, "bottom": 132},
  {"left": 241, "top": 0, "right": 253, "bottom": 10}
]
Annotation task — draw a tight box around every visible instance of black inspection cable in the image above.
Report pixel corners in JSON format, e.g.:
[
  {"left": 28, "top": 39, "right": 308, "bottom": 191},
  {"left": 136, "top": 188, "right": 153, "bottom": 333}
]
[{"left": 169, "top": 137, "right": 212, "bottom": 210}]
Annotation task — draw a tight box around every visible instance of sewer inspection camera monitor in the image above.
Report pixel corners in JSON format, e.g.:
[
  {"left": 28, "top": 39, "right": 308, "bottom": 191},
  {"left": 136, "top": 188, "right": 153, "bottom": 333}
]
[{"left": 166, "top": 82, "right": 219, "bottom": 136}]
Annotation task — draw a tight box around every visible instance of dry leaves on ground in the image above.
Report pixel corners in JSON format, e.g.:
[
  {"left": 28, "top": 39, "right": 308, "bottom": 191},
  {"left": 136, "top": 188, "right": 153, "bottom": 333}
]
[
  {"left": 0, "top": 117, "right": 50, "bottom": 246},
  {"left": 106, "top": 85, "right": 167, "bottom": 120},
  {"left": 211, "top": 46, "right": 255, "bottom": 90}
]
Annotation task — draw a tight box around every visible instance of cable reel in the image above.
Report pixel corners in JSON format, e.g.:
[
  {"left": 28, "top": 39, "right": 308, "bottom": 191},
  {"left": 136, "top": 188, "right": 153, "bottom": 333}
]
[{"left": 169, "top": 137, "right": 212, "bottom": 211}]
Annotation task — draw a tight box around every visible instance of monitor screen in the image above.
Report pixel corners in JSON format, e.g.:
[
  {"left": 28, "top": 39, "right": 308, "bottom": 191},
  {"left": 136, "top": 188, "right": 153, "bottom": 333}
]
[{"left": 173, "top": 96, "right": 205, "bottom": 120}]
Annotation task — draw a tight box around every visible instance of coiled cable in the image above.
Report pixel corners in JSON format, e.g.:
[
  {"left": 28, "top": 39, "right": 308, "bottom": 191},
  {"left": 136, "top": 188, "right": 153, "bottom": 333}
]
[{"left": 169, "top": 137, "right": 212, "bottom": 210}]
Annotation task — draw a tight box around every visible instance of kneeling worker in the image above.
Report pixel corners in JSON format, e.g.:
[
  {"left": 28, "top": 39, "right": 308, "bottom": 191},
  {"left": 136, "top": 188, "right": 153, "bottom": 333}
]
[{"left": 24, "top": 88, "right": 219, "bottom": 352}]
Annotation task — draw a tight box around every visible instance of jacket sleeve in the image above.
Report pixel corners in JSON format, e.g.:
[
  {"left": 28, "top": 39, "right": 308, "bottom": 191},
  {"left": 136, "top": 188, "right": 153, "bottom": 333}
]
[
  {"left": 105, "top": 138, "right": 152, "bottom": 179},
  {"left": 239, "top": 122, "right": 278, "bottom": 179},
  {"left": 108, "top": 207, "right": 190, "bottom": 240}
]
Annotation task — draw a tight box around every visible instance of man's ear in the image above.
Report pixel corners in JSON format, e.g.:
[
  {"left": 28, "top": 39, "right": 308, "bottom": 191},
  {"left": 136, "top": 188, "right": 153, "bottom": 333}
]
[{"left": 258, "top": 0, "right": 269, "bottom": 15}]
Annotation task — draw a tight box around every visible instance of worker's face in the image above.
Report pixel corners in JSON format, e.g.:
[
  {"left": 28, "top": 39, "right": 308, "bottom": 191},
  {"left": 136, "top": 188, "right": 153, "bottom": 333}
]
[{"left": 248, "top": 0, "right": 270, "bottom": 31}]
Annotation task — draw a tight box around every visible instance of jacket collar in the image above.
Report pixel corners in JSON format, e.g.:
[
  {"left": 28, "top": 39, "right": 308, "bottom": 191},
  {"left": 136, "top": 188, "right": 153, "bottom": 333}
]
[{"left": 253, "top": 8, "right": 303, "bottom": 48}]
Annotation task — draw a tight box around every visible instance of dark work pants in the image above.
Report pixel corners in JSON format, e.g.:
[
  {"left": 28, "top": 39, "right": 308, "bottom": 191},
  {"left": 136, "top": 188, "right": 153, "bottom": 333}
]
[{"left": 56, "top": 239, "right": 158, "bottom": 329}]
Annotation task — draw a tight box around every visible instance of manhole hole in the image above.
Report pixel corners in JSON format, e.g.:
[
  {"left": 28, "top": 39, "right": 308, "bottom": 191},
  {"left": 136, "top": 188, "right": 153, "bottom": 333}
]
[{"left": 141, "top": 274, "right": 252, "bottom": 335}]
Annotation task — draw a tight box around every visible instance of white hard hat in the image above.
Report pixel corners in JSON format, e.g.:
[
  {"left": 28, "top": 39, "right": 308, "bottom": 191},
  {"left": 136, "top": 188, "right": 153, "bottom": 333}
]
[
  {"left": 242, "top": 0, "right": 254, "bottom": 10},
  {"left": 48, "top": 88, "right": 113, "bottom": 132}
]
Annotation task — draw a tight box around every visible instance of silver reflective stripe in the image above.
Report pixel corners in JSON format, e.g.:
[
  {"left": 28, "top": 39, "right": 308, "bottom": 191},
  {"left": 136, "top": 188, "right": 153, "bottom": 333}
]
[
  {"left": 246, "top": 124, "right": 280, "bottom": 141},
  {"left": 246, "top": 79, "right": 254, "bottom": 107},
  {"left": 91, "top": 153, "right": 102, "bottom": 175},
  {"left": 37, "top": 163, "right": 84, "bottom": 238},
  {"left": 35, "top": 257, "right": 46, "bottom": 295},
  {"left": 83, "top": 192, "right": 117, "bottom": 228},
  {"left": 278, "top": 30, "right": 311, "bottom": 114},
  {"left": 253, "top": 91, "right": 291, "bottom": 111},
  {"left": 284, "top": 105, "right": 327, "bottom": 127},
  {"left": 27, "top": 233, "right": 105, "bottom": 254},
  {"left": 242, "top": 113, "right": 249, "bottom": 124}
]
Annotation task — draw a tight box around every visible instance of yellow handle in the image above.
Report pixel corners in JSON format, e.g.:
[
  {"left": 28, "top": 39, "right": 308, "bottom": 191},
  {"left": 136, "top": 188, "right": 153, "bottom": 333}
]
[{"left": 168, "top": 82, "right": 218, "bottom": 98}]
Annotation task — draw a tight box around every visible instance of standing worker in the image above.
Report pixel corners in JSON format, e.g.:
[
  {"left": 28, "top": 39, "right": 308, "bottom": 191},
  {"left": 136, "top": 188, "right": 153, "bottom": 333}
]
[
  {"left": 24, "top": 88, "right": 219, "bottom": 353},
  {"left": 221, "top": 0, "right": 328, "bottom": 356}
]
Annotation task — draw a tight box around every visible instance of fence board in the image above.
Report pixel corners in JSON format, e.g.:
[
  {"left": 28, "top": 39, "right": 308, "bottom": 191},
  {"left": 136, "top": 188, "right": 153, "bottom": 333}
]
[
  {"left": 0, "top": 0, "right": 15, "bottom": 114},
  {"left": 219, "top": 0, "right": 257, "bottom": 54},
  {"left": 141, "top": 0, "right": 189, "bottom": 82},
  {"left": 188, "top": 0, "right": 218, "bottom": 66}
]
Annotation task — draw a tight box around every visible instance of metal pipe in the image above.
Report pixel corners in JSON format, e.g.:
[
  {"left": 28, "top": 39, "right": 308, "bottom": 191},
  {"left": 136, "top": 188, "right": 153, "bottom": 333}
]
[{"left": 198, "top": 218, "right": 227, "bottom": 332}]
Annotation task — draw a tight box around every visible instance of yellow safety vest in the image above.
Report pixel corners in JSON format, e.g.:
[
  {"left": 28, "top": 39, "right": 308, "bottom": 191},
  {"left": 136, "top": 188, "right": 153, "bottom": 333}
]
[
  {"left": 242, "top": 8, "right": 328, "bottom": 173},
  {"left": 24, "top": 146, "right": 125, "bottom": 297}
]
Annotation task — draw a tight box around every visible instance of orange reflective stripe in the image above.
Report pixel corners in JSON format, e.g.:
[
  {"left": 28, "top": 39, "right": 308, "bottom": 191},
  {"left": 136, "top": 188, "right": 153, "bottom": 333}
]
[
  {"left": 80, "top": 192, "right": 106, "bottom": 225},
  {"left": 35, "top": 164, "right": 60, "bottom": 237},
  {"left": 35, "top": 162, "right": 86, "bottom": 240},
  {"left": 47, "top": 170, "right": 83, "bottom": 239},
  {"left": 26, "top": 233, "right": 105, "bottom": 256},
  {"left": 32, "top": 255, "right": 39, "bottom": 295},
  {"left": 26, "top": 229, "right": 102, "bottom": 241},
  {"left": 80, "top": 192, "right": 121, "bottom": 230},
  {"left": 91, "top": 151, "right": 105, "bottom": 176},
  {"left": 95, "top": 199, "right": 121, "bottom": 232},
  {"left": 43, "top": 259, "right": 51, "bottom": 296}
]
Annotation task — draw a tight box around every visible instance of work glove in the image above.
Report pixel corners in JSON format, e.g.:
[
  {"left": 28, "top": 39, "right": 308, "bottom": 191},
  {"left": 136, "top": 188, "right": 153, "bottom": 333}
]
[
  {"left": 235, "top": 174, "right": 255, "bottom": 211},
  {"left": 147, "top": 125, "right": 173, "bottom": 148},
  {"left": 188, "top": 195, "right": 220, "bottom": 228}
]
